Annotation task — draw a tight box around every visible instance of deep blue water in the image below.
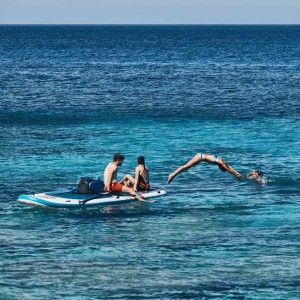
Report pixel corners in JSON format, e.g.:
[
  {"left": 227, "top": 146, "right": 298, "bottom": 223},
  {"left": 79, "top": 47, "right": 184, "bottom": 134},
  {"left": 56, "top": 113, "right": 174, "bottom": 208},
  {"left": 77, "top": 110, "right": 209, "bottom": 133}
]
[{"left": 0, "top": 25, "right": 299, "bottom": 299}]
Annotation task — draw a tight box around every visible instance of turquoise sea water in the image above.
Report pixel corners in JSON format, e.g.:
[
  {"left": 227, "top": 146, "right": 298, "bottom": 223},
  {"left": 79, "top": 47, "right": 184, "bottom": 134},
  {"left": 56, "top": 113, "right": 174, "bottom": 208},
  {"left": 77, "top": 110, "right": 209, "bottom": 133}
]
[{"left": 0, "top": 25, "right": 299, "bottom": 299}]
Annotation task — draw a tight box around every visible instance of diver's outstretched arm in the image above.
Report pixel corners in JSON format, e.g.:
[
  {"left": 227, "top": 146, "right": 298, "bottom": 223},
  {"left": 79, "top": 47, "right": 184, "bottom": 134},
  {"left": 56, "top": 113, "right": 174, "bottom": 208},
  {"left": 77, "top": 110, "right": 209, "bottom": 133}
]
[{"left": 217, "top": 158, "right": 243, "bottom": 180}]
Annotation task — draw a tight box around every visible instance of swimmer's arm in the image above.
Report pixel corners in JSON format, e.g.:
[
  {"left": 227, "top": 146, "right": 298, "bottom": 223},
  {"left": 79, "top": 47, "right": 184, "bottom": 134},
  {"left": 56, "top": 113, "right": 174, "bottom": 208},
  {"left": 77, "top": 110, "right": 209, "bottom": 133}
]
[
  {"left": 225, "top": 163, "right": 243, "bottom": 179},
  {"left": 246, "top": 172, "right": 255, "bottom": 179}
]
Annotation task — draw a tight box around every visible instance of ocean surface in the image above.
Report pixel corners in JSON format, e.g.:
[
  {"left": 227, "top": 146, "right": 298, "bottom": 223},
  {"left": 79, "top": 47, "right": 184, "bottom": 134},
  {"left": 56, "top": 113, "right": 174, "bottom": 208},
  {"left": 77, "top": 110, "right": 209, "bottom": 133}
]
[{"left": 0, "top": 25, "right": 299, "bottom": 299}]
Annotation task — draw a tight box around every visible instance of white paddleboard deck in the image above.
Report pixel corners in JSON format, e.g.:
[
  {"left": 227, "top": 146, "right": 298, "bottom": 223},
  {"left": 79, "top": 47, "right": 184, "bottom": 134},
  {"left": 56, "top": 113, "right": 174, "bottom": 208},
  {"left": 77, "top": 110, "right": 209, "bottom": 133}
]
[{"left": 18, "top": 188, "right": 166, "bottom": 208}]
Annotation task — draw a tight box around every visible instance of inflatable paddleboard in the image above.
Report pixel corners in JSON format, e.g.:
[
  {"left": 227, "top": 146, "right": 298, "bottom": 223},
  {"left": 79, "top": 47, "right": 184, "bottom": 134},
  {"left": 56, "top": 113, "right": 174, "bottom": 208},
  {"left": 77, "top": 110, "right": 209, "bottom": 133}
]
[{"left": 18, "top": 187, "right": 166, "bottom": 208}]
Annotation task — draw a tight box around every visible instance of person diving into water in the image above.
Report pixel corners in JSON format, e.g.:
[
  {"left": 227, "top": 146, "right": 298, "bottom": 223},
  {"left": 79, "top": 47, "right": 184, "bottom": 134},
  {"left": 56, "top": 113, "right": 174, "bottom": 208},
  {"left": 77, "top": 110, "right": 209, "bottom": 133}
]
[{"left": 168, "top": 153, "right": 243, "bottom": 184}]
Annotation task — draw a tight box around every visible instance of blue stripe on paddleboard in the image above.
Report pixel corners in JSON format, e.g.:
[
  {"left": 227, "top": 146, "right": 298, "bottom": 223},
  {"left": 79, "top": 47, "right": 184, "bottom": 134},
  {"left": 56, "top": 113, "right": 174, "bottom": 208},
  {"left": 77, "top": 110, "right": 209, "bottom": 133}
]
[
  {"left": 17, "top": 194, "right": 135, "bottom": 208},
  {"left": 18, "top": 195, "right": 81, "bottom": 208}
]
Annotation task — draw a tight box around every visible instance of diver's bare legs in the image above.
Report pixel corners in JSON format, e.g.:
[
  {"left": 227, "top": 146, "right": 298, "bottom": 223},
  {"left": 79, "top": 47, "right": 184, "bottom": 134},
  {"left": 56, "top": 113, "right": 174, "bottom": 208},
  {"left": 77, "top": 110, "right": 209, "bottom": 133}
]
[{"left": 168, "top": 155, "right": 201, "bottom": 184}]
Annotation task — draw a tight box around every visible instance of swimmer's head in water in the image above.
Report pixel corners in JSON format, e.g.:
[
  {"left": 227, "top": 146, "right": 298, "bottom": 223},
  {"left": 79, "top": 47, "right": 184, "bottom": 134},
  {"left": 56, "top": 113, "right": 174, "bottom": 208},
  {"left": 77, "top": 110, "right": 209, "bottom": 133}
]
[{"left": 256, "top": 170, "right": 263, "bottom": 177}]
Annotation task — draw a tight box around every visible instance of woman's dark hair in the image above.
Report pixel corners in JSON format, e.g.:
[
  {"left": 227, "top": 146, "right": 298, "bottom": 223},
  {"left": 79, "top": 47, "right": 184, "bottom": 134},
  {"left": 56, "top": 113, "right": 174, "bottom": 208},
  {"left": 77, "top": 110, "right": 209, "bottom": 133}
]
[{"left": 138, "top": 156, "right": 145, "bottom": 165}]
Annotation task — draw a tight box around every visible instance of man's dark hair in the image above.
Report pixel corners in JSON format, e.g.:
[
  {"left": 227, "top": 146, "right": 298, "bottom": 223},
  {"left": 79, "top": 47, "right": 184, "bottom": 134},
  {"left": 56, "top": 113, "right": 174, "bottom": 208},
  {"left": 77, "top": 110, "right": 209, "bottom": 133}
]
[
  {"left": 256, "top": 170, "right": 263, "bottom": 177},
  {"left": 114, "top": 153, "right": 125, "bottom": 162}
]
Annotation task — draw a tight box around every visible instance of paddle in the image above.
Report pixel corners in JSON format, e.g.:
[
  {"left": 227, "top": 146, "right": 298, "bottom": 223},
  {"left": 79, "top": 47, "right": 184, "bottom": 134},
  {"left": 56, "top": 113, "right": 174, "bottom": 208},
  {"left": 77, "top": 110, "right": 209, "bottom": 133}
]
[
  {"left": 78, "top": 192, "right": 156, "bottom": 205},
  {"left": 78, "top": 192, "right": 109, "bottom": 205}
]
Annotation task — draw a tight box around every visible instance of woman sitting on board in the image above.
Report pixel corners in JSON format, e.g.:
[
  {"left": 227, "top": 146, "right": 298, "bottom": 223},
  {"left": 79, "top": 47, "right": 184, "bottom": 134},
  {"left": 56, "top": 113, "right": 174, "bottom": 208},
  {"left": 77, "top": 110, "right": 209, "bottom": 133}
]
[
  {"left": 168, "top": 152, "right": 243, "bottom": 184},
  {"left": 120, "top": 156, "right": 150, "bottom": 191},
  {"left": 134, "top": 156, "right": 150, "bottom": 191}
]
